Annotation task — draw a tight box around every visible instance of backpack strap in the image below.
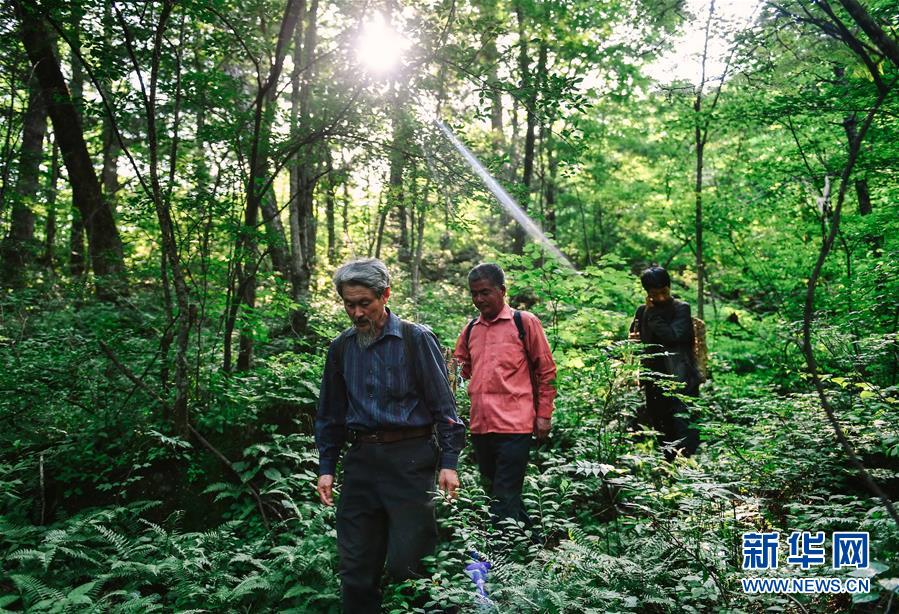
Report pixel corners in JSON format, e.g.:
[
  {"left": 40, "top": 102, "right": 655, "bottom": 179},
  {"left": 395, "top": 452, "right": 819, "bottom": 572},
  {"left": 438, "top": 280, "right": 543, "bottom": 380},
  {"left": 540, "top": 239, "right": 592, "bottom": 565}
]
[
  {"left": 401, "top": 319, "right": 441, "bottom": 398},
  {"left": 512, "top": 309, "right": 530, "bottom": 366},
  {"left": 465, "top": 310, "right": 532, "bottom": 372},
  {"left": 464, "top": 317, "right": 477, "bottom": 349},
  {"left": 631, "top": 304, "right": 646, "bottom": 335},
  {"left": 332, "top": 327, "right": 355, "bottom": 377}
]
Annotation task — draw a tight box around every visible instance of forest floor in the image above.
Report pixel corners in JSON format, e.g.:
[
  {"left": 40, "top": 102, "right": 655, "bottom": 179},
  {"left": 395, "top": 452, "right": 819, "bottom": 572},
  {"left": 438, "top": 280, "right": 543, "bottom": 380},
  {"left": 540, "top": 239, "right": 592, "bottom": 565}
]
[{"left": 1, "top": 275, "right": 898, "bottom": 613}]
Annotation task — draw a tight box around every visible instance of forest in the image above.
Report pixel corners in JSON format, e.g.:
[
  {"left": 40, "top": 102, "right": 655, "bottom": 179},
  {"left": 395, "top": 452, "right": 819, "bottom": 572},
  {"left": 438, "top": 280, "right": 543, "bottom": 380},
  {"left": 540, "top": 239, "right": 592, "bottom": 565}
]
[{"left": 0, "top": 0, "right": 898, "bottom": 611}]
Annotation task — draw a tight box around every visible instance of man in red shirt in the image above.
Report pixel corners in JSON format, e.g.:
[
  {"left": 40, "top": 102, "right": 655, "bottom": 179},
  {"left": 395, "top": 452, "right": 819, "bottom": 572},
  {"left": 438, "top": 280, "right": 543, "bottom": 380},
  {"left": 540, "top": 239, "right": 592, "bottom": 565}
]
[{"left": 453, "top": 263, "right": 557, "bottom": 532}]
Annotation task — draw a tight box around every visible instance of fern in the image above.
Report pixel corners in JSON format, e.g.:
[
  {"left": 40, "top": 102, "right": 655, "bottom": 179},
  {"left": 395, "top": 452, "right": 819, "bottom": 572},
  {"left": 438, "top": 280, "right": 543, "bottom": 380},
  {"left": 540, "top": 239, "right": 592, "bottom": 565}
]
[{"left": 10, "top": 574, "right": 65, "bottom": 606}]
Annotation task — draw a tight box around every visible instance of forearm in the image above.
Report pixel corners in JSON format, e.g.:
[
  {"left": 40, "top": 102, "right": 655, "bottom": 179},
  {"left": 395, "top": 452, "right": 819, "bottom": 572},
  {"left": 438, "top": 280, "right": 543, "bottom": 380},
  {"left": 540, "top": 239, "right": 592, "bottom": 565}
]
[{"left": 645, "top": 308, "right": 692, "bottom": 344}]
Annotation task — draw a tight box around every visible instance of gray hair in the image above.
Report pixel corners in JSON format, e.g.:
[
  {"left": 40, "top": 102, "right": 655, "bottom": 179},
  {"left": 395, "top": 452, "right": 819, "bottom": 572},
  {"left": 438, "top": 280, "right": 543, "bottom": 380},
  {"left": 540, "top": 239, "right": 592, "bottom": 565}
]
[
  {"left": 333, "top": 258, "right": 391, "bottom": 297},
  {"left": 468, "top": 262, "right": 505, "bottom": 288}
]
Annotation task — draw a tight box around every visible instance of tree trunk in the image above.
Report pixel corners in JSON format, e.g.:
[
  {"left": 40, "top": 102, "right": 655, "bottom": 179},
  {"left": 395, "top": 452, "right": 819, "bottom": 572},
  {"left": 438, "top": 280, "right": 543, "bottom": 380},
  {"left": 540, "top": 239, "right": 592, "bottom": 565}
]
[
  {"left": 374, "top": 205, "right": 388, "bottom": 259},
  {"left": 695, "top": 132, "right": 705, "bottom": 321},
  {"left": 411, "top": 169, "right": 427, "bottom": 301},
  {"left": 15, "top": 0, "right": 125, "bottom": 296},
  {"left": 835, "top": 66, "right": 874, "bottom": 217},
  {"left": 0, "top": 73, "right": 17, "bottom": 216},
  {"left": 2, "top": 75, "right": 46, "bottom": 281},
  {"left": 388, "top": 85, "right": 409, "bottom": 263},
  {"left": 512, "top": 0, "right": 535, "bottom": 255},
  {"left": 100, "top": 0, "right": 119, "bottom": 210},
  {"left": 541, "top": 115, "right": 558, "bottom": 237},
  {"left": 693, "top": 0, "right": 716, "bottom": 321},
  {"left": 837, "top": 0, "right": 899, "bottom": 69},
  {"left": 287, "top": 0, "right": 319, "bottom": 337},
  {"left": 261, "top": 189, "right": 292, "bottom": 281},
  {"left": 325, "top": 147, "right": 336, "bottom": 263},
  {"left": 236, "top": 0, "right": 304, "bottom": 369},
  {"left": 42, "top": 139, "right": 59, "bottom": 267},
  {"left": 70, "top": 213, "right": 85, "bottom": 277},
  {"left": 68, "top": 7, "right": 85, "bottom": 278},
  {"left": 480, "top": 0, "right": 504, "bottom": 137}
]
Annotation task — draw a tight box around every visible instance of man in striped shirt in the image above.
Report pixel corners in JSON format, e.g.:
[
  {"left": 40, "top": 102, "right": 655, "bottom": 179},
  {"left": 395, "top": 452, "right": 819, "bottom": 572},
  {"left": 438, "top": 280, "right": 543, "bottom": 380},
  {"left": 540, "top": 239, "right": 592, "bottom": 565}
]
[
  {"left": 315, "top": 258, "right": 465, "bottom": 613},
  {"left": 453, "top": 263, "right": 557, "bottom": 535}
]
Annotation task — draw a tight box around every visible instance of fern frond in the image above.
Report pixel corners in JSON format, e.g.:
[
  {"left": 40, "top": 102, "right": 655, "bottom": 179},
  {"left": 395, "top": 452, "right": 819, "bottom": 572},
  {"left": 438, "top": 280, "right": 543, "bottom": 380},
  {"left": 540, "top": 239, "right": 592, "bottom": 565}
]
[{"left": 10, "top": 574, "right": 65, "bottom": 604}]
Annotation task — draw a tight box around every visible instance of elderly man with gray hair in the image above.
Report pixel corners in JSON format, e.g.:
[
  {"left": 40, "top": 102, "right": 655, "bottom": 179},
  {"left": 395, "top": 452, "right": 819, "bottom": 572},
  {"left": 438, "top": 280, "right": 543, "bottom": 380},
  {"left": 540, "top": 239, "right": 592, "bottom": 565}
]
[{"left": 315, "top": 258, "right": 465, "bottom": 612}]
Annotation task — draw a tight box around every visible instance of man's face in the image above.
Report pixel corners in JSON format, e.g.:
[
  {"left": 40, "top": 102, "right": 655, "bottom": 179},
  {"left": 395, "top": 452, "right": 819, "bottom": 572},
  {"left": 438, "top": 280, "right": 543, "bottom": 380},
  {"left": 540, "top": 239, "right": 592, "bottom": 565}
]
[
  {"left": 646, "top": 285, "right": 672, "bottom": 307},
  {"left": 341, "top": 284, "right": 390, "bottom": 331},
  {"left": 470, "top": 278, "right": 506, "bottom": 320}
]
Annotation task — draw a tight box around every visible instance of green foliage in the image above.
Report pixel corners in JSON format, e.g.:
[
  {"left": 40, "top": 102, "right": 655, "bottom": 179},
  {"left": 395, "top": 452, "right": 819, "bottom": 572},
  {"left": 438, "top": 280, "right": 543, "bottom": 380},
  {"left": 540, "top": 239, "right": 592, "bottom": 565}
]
[{"left": 1, "top": 0, "right": 898, "bottom": 610}]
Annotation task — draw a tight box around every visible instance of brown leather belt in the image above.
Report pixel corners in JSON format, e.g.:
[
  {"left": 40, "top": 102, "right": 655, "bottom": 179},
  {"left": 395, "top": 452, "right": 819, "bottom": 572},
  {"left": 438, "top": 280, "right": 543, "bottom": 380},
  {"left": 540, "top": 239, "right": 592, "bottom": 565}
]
[{"left": 349, "top": 425, "right": 433, "bottom": 444}]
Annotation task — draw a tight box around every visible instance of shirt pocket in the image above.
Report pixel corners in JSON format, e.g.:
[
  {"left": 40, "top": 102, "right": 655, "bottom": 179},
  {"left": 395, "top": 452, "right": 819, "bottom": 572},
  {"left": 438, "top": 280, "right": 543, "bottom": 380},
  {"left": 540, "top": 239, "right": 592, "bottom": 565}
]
[
  {"left": 385, "top": 361, "right": 412, "bottom": 399},
  {"left": 494, "top": 341, "right": 526, "bottom": 371}
]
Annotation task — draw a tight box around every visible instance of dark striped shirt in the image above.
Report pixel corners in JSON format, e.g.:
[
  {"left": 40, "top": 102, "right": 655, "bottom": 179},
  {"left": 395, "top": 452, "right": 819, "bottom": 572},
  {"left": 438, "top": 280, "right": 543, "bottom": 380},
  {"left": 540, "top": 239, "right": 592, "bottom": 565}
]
[{"left": 315, "top": 309, "right": 465, "bottom": 475}]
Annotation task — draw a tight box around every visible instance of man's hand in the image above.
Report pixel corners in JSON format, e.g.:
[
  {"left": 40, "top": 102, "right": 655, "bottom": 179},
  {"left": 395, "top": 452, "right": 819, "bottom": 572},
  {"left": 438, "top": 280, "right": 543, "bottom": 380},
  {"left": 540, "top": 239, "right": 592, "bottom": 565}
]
[
  {"left": 534, "top": 416, "right": 552, "bottom": 440},
  {"left": 438, "top": 469, "right": 460, "bottom": 500},
  {"left": 317, "top": 474, "right": 335, "bottom": 506},
  {"left": 628, "top": 330, "right": 641, "bottom": 341}
]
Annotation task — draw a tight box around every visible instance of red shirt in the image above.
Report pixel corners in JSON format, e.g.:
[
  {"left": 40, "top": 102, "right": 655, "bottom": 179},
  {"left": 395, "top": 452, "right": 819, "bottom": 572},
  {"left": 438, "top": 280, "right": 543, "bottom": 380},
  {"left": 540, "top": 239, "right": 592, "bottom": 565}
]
[{"left": 453, "top": 305, "right": 557, "bottom": 434}]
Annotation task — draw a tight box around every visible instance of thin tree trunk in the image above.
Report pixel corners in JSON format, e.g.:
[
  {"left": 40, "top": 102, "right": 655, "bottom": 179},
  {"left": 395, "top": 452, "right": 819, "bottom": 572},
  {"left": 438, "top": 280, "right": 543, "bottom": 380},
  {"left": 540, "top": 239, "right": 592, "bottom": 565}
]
[
  {"left": 138, "top": 0, "right": 193, "bottom": 434},
  {"left": 70, "top": 213, "right": 85, "bottom": 277},
  {"left": 513, "top": 0, "right": 536, "bottom": 255},
  {"left": 0, "top": 71, "right": 18, "bottom": 216},
  {"left": 836, "top": 0, "right": 899, "bottom": 69},
  {"left": 236, "top": 0, "right": 304, "bottom": 369},
  {"left": 835, "top": 65, "right": 874, "bottom": 216},
  {"left": 325, "top": 147, "right": 336, "bottom": 263},
  {"left": 480, "top": 0, "right": 504, "bottom": 138},
  {"left": 42, "top": 139, "right": 59, "bottom": 267},
  {"left": 411, "top": 172, "right": 427, "bottom": 301},
  {"left": 388, "top": 84, "right": 409, "bottom": 263},
  {"left": 288, "top": 0, "right": 305, "bottom": 309},
  {"left": 261, "top": 189, "right": 292, "bottom": 281},
  {"left": 342, "top": 168, "right": 351, "bottom": 256},
  {"left": 544, "top": 125, "right": 557, "bottom": 237},
  {"left": 801, "top": 82, "right": 899, "bottom": 529},
  {"left": 287, "top": 0, "right": 318, "bottom": 337},
  {"left": 695, "top": 134, "right": 705, "bottom": 320},
  {"left": 374, "top": 205, "right": 388, "bottom": 259},
  {"left": 68, "top": 6, "right": 84, "bottom": 279},
  {"left": 2, "top": 75, "right": 46, "bottom": 281},
  {"left": 693, "top": 0, "right": 716, "bottom": 321},
  {"left": 100, "top": 0, "right": 119, "bottom": 210}
]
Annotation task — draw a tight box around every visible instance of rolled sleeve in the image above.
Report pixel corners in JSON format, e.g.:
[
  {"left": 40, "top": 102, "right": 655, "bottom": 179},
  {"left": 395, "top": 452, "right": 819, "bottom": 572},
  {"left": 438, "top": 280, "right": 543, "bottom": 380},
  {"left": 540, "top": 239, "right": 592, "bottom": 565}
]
[
  {"left": 314, "top": 338, "right": 348, "bottom": 476},
  {"left": 524, "top": 314, "right": 557, "bottom": 419},
  {"left": 452, "top": 324, "right": 472, "bottom": 380},
  {"left": 416, "top": 328, "right": 466, "bottom": 469}
]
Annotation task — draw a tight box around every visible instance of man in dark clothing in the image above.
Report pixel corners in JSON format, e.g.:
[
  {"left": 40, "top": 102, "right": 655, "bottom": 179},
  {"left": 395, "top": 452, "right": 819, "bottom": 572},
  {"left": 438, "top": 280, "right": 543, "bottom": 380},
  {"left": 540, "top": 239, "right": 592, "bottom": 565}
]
[
  {"left": 629, "top": 266, "right": 701, "bottom": 460},
  {"left": 315, "top": 258, "right": 466, "bottom": 613}
]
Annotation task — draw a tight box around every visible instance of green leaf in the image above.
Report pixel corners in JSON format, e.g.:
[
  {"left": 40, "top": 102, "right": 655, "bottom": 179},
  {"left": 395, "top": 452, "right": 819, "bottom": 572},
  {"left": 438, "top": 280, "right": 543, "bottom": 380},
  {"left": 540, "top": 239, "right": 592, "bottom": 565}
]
[
  {"left": 851, "top": 591, "right": 880, "bottom": 604},
  {"left": 66, "top": 581, "right": 96, "bottom": 602},
  {"left": 284, "top": 585, "right": 317, "bottom": 598}
]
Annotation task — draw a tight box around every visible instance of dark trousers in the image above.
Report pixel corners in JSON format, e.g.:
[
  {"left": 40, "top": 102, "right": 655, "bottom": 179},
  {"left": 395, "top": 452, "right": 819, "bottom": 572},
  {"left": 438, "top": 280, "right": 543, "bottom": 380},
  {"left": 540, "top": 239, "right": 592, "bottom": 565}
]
[
  {"left": 337, "top": 436, "right": 439, "bottom": 613},
  {"left": 644, "top": 382, "right": 699, "bottom": 461},
  {"left": 471, "top": 433, "right": 532, "bottom": 530}
]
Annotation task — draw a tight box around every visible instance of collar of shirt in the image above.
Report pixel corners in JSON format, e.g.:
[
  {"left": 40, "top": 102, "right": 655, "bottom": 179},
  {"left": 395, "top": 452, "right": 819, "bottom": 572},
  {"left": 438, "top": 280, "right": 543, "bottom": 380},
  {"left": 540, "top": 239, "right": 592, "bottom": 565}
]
[
  {"left": 344, "top": 307, "right": 403, "bottom": 344},
  {"left": 474, "top": 303, "right": 513, "bottom": 326}
]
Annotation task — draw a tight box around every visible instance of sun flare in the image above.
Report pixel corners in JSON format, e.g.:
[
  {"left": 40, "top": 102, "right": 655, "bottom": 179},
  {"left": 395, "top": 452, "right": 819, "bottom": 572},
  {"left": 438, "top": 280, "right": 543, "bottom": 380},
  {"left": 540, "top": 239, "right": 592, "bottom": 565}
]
[{"left": 356, "top": 13, "right": 409, "bottom": 75}]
